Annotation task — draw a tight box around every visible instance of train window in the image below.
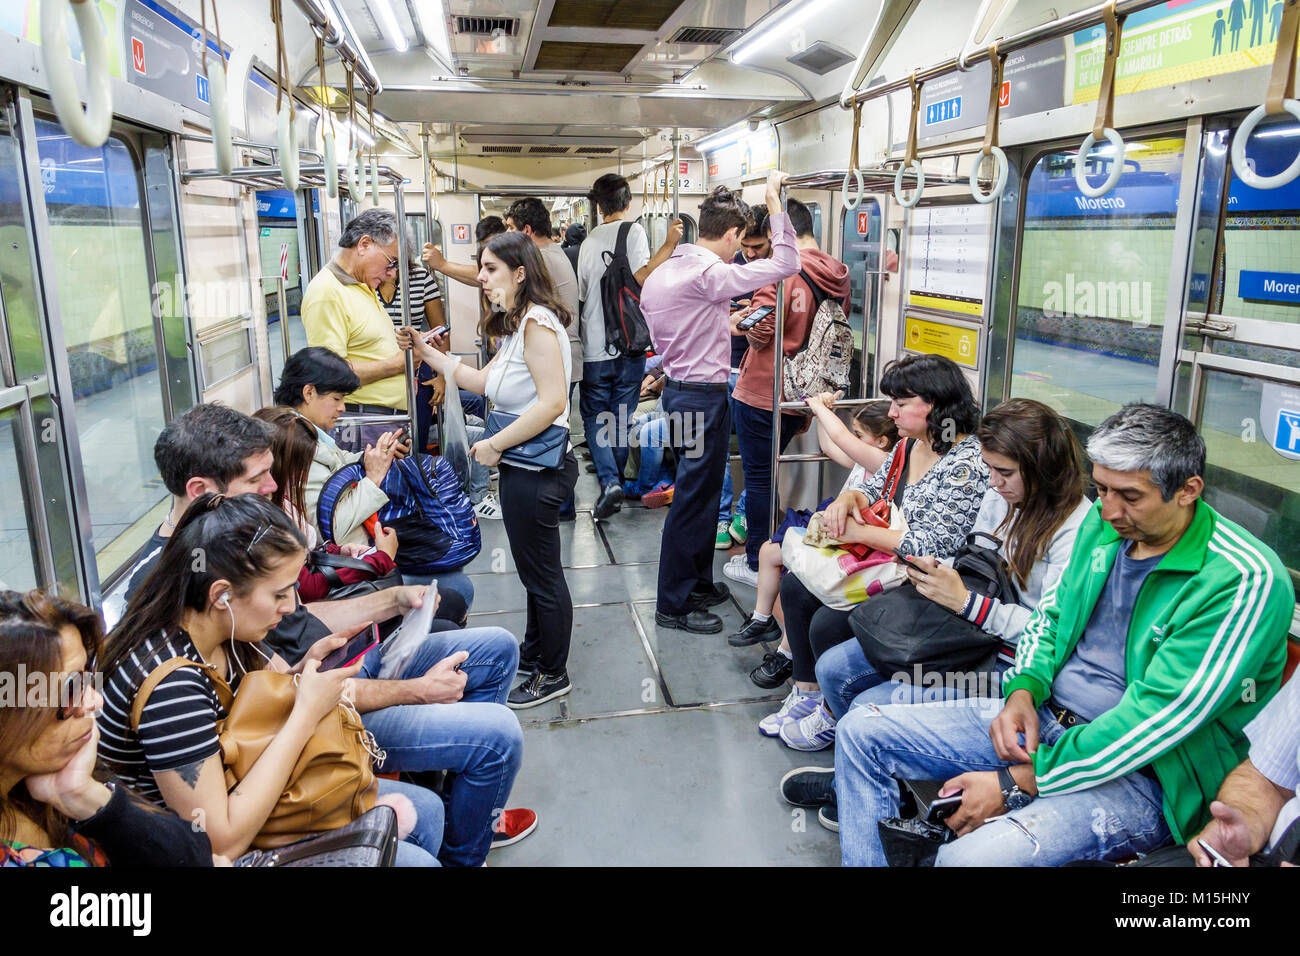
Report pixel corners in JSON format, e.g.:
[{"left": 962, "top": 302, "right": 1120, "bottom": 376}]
[
  {"left": 1010, "top": 133, "right": 1187, "bottom": 436},
  {"left": 34, "top": 119, "right": 169, "bottom": 581},
  {"left": 806, "top": 201, "right": 823, "bottom": 247},
  {"left": 256, "top": 188, "right": 305, "bottom": 372},
  {"left": 0, "top": 409, "right": 39, "bottom": 591},
  {"left": 842, "top": 200, "right": 882, "bottom": 394}
]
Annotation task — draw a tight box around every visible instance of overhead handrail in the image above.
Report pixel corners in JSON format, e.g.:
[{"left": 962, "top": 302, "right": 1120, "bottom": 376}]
[
  {"left": 367, "top": 89, "right": 380, "bottom": 206},
  {"left": 315, "top": 34, "right": 338, "bottom": 198},
  {"left": 894, "top": 73, "right": 925, "bottom": 208},
  {"left": 1233, "top": 0, "right": 1300, "bottom": 190},
  {"left": 199, "top": 0, "right": 233, "bottom": 175},
  {"left": 838, "top": 0, "right": 910, "bottom": 109},
  {"left": 1073, "top": 1, "right": 1126, "bottom": 198},
  {"left": 969, "top": 40, "right": 1009, "bottom": 204},
  {"left": 842, "top": 99, "right": 865, "bottom": 210},
  {"left": 270, "top": 0, "right": 299, "bottom": 191},
  {"left": 40, "top": 0, "right": 113, "bottom": 149},
  {"left": 957, "top": 0, "right": 1015, "bottom": 71}
]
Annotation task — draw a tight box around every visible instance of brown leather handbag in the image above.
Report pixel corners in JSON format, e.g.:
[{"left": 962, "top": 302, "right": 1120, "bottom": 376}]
[{"left": 130, "top": 658, "right": 380, "bottom": 850}]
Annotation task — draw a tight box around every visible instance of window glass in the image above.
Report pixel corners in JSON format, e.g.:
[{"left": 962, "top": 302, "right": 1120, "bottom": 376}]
[
  {"left": 1011, "top": 134, "right": 1186, "bottom": 436},
  {"left": 842, "top": 200, "right": 881, "bottom": 394},
  {"left": 36, "top": 119, "right": 168, "bottom": 581},
  {"left": 0, "top": 409, "right": 38, "bottom": 592}
]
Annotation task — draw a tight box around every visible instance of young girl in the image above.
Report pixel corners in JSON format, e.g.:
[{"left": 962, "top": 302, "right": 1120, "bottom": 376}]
[{"left": 728, "top": 397, "right": 899, "bottom": 666}]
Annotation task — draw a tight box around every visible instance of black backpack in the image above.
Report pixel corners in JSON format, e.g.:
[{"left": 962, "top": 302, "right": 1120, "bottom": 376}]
[{"left": 600, "top": 222, "right": 653, "bottom": 358}]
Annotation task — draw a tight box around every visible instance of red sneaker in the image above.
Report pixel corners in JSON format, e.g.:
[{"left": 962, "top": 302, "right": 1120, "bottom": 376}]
[
  {"left": 490, "top": 808, "right": 539, "bottom": 849},
  {"left": 642, "top": 483, "right": 675, "bottom": 509}
]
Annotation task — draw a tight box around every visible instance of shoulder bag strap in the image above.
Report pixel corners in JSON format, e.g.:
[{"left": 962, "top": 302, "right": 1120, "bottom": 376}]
[
  {"left": 615, "top": 220, "right": 633, "bottom": 259},
  {"left": 881, "top": 438, "right": 911, "bottom": 504},
  {"left": 130, "top": 655, "right": 233, "bottom": 732}
]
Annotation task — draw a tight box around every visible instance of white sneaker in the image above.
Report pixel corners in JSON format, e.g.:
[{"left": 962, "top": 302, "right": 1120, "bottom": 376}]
[
  {"left": 779, "top": 703, "right": 837, "bottom": 751},
  {"left": 474, "top": 494, "right": 503, "bottom": 520},
  {"left": 722, "top": 553, "right": 759, "bottom": 588},
  {"left": 758, "top": 687, "right": 821, "bottom": 738}
]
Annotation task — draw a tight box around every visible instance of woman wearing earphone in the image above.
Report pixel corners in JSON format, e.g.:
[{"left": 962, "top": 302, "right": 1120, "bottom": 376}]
[
  {"left": 96, "top": 493, "right": 444, "bottom": 865},
  {"left": 403, "top": 231, "right": 577, "bottom": 710}
]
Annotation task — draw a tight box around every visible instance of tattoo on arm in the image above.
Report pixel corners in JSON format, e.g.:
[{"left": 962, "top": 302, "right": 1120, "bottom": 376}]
[{"left": 174, "top": 759, "right": 204, "bottom": 789}]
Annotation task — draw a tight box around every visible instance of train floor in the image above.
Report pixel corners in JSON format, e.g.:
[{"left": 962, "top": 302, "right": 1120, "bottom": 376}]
[{"left": 467, "top": 458, "right": 839, "bottom": 866}]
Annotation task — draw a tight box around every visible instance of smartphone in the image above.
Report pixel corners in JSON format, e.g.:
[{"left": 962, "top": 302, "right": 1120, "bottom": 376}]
[
  {"left": 737, "top": 305, "right": 774, "bottom": 331},
  {"left": 1197, "top": 839, "right": 1232, "bottom": 868},
  {"left": 429, "top": 325, "right": 449, "bottom": 338},
  {"left": 926, "top": 793, "right": 963, "bottom": 824},
  {"left": 319, "top": 622, "right": 380, "bottom": 671},
  {"left": 893, "top": 548, "right": 929, "bottom": 575}
]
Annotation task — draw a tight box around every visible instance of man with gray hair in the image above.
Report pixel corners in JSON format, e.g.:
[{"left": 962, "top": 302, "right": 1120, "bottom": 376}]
[
  {"left": 301, "top": 208, "right": 409, "bottom": 415},
  {"left": 833, "top": 402, "right": 1295, "bottom": 866}
]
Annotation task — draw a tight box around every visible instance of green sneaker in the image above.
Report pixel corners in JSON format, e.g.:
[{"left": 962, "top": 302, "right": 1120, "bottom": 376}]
[
  {"left": 729, "top": 513, "right": 748, "bottom": 545},
  {"left": 714, "top": 519, "right": 732, "bottom": 550}
]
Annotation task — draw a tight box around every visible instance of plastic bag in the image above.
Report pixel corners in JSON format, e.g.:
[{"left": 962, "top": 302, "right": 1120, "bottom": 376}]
[{"left": 439, "top": 364, "right": 472, "bottom": 491}]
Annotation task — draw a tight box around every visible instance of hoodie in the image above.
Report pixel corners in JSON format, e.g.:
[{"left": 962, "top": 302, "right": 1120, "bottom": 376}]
[{"left": 732, "top": 247, "right": 852, "bottom": 411}]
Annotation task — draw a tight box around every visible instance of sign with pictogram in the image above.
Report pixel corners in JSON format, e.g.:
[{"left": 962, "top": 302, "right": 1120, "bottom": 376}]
[
  {"left": 999, "top": 81, "right": 1010, "bottom": 108},
  {"left": 452, "top": 224, "right": 471, "bottom": 244},
  {"left": 857, "top": 211, "right": 871, "bottom": 235},
  {"left": 131, "top": 37, "right": 146, "bottom": 73}
]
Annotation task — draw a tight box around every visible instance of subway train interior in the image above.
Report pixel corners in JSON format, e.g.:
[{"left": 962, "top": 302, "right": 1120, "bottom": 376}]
[{"left": 2, "top": 0, "right": 1300, "bottom": 869}]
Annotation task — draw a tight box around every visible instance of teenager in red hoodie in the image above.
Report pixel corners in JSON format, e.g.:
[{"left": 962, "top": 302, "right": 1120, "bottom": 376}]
[{"left": 723, "top": 198, "right": 852, "bottom": 587}]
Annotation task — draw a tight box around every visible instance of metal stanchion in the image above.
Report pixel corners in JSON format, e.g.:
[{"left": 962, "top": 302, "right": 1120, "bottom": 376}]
[{"left": 394, "top": 186, "right": 419, "bottom": 441}]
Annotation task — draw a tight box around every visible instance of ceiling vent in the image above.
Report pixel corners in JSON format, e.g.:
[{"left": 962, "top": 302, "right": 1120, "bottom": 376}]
[
  {"left": 786, "top": 41, "right": 856, "bottom": 76},
  {"left": 528, "top": 145, "right": 571, "bottom": 155},
  {"left": 534, "top": 41, "right": 643, "bottom": 73},
  {"left": 668, "top": 26, "right": 743, "bottom": 45},
  {"left": 454, "top": 16, "right": 519, "bottom": 37},
  {"left": 575, "top": 146, "right": 617, "bottom": 155},
  {"left": 481, "top": 145, "right": 524, "bottom": 154},
  {"left": 548, "top": 0, "right": 687, "bottom": 32}
]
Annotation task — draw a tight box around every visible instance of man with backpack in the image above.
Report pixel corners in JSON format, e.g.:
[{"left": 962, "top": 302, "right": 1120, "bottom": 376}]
[
  {"left": 640, "top": 173, "right": 799, "bottom": 634},
  {"left": 577, "top": 173, "right": 682, "bottom": 520},
  {"left": 724, "top": 198, "right": 852, "bottom": 588}
]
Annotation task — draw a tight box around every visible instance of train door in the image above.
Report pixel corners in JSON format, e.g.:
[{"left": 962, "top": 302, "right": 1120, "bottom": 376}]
[
  {"left": 841, "top": 198, "right": 883, "bottom": 397},
  {"left": 1176, "top": 118, "right": 1300, "bottom": 605},
  {"left": 258, "top": 188, "right": 308, "bottom": 375},
  {"left": 1, "top": 89, "right": 194, "bottom": 600}
]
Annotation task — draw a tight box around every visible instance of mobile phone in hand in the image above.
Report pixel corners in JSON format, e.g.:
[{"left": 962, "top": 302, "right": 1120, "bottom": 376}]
[
  {"left": 737, "top": 305, "right": 774, "bottom": 331},
  {"left": 320, "top": 622, "right": 380, "bottom": 671},
  {"left": 894, "top": 548, "right": 929, "bottom": 574},
  {"left": 1197, "top": 839, "right": 1232, "bottom": 867},
  {"left": 429, "top": 325, "right": 448, "bottom": 339},
  {"left": 926, "top": 793, "right": 963, "bottom": 824}
]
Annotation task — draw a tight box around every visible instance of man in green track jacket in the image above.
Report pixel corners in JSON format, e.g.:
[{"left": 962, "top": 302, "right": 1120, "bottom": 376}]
[{"left": 835, "top": 403, "right": 1295, "bottom": 866}]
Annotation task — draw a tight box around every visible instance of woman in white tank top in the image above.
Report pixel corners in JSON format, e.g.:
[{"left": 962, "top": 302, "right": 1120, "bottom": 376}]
[{"left": 406, "top": 232, "right": 579, "bottom": 710}]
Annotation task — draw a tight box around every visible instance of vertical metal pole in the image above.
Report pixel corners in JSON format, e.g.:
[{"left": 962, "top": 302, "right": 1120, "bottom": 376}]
[
  {"left": 276, "top": 276, "right": 290, "bottom": 362},
  {"left": 671, "top": 131, "right": 681, "bottom": 217},
  {"left": 394, "top": 184, "right": 418, "bottom": 439},
  {"left": 420, "top": 125, "right": 443, "bottom": 450},
  {"left": 768, "top": 191, "right": 788, "bottom": 540}
]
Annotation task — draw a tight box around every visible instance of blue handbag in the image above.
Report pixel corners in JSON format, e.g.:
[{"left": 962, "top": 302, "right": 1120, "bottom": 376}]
[{"left": 484, "top": 410, "right": 569, "bottom": 470}]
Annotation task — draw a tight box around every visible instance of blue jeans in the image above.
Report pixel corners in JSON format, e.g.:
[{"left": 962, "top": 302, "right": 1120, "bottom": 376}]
[
  {"left": 377, "top": 777, "right": 444, "bottom": 866},
  {"left": 402, "top": 569, "right": 474, "bottom": 610},
  {"left": 834, "top": 696, "right": 1171, "bottom": 866},
  {"left": 627, "top": 411, "right": 671, "bottom": 494},
  {"left": 733, "top": 399, "right": 802, "bottom": 569},
  {"left": 580, "top": 355, "right": 645, "bottom": 488},
  {"left": 847, "top": 662, "right": 1011, "bottom": 713},
  {"left": 358, "top": 626, "right": 524, "bottom": 867}
]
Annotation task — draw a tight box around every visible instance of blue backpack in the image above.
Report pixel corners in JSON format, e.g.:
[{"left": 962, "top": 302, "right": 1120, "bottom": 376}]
[{"left": 317, "top": 454, "right": 481, "bottom": 575}]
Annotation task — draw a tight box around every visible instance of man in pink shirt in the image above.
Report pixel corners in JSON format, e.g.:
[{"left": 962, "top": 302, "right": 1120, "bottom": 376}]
[{"left": 641, "top": 171, "right": 800, "bottom": 632}]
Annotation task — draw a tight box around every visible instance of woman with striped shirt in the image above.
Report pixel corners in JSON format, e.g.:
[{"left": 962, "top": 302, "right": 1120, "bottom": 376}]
[{"left": 97, "top": 493, "right": 444, "bottom": 865}]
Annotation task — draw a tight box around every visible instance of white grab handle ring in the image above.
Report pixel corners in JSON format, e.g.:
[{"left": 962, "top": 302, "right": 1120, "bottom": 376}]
[
  {"left": 40, "top": 0, "right": 113, "bottom": 148},
  {"left": 1231, "top": 101, "right": 1300, "bottom": 189},
  {"left": 345, "top": 145, "right": 364, "bottom": 198},
  {"left": 842, "top": 168, "right": 865, "bottom": 211},
  {"left": 1073, "top": 127, "right": 1126, "bottom": 198},
  {"left": 208, "top": 62, "right": 233, "bottom": 175},
  {"left": 968, "top": 146, "right": 1009, "bottom": 204},
  {"left": 894, "top": 159, "right": 925, "bottom": 208},
  {"left": 369, "top": 153, "right": 380, "bottom": 206},
  {"left": 322, "top": 125, "right": 338, "bottom": 198},
  {"left": 277, "top": 104, "right": 299, "bottom": 191}
]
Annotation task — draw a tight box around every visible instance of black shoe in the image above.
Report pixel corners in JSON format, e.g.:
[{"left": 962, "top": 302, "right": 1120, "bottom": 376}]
[
  {"left": 780, "top": 767, "right": 835, "bottom": 808},
  {"left": 817, "top": 804, "right": 839, "bottom": 833},
  {"left": 654, "top": 609, "right": 724, "bottom": 634},
  {"left": 593, "top": 483, "right": 625, "bottom": 520},
  {"left": 749, "top": 650, "right": 793, "bottom": 689},
  {"left": 517, "top": 655, "right": 539, "bottom": 676},
  {"left": 584, "top": 462, "right": 598, "bottom": 474},
  {"left": 688, "top": 582, "right": 730, "bottom": 610},
  {"left": 507, "top": 669, "right": 572, "bottom": 709},
  {"left": 728, "top": 615, "right": 782, "bottom": 647}
]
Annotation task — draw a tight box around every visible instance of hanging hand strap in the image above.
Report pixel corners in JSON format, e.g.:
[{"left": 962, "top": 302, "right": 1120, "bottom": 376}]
[
  {"left": 1092, "top": 1, "right": 1125, "bottom": 141},
  {"left": 1267, "top": 0, "right": 1300, "bottom": 114},
  {"left": 982, "top": 41, "right": 1004, "bottom": 157}
]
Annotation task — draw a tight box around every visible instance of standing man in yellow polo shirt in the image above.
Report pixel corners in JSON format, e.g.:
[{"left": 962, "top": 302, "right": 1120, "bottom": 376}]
[{"left": 301, "top": 208, "right": 409, "bottom": 415}]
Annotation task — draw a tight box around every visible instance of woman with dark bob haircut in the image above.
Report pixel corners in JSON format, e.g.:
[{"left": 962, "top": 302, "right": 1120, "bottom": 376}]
[{"left": 757, "top": 353, "right": 990, "bottom": 754}]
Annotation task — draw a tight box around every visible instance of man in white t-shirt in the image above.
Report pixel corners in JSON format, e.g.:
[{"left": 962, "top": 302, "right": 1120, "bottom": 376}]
[{"left": 577, "top": 173, "right": 681, "bottom": 520}]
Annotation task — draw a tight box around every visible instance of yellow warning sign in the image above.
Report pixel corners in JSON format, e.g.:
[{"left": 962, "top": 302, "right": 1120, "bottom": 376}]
[{"left": 903, "top": 316, "right": 979, "bottom": 369}]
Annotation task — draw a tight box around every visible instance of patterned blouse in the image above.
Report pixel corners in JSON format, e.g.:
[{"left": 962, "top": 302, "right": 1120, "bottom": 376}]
[{"left": 849, "top": 434, "right": 988, "bottom": 557}]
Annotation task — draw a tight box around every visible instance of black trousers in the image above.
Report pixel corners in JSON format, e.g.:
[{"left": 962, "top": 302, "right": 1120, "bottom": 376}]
[
  {"left": 779, "top": 572, "right": 855, "bottom": 684},
  {"left": 499, "top": 450, "right": 579, "bottom": 673},
  {"left": 657, "top": 383, "right": 731, "bottom": 615}
]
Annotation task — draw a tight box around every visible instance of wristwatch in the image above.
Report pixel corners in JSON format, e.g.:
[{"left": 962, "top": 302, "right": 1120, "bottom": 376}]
[{"left": 997, "top": 766, "right": 1033, "bottom": 811}]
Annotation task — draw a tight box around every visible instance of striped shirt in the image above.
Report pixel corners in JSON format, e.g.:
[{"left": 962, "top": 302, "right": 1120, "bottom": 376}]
[
  {"left": 379, "top": 264, "right": 441, "bottom": 332},
  {"left": 1245, "top": 674, "right": 1300, "bottom": 850},
  {"left": 98, "top": 630, "right": 233, "bottom": 806}
]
